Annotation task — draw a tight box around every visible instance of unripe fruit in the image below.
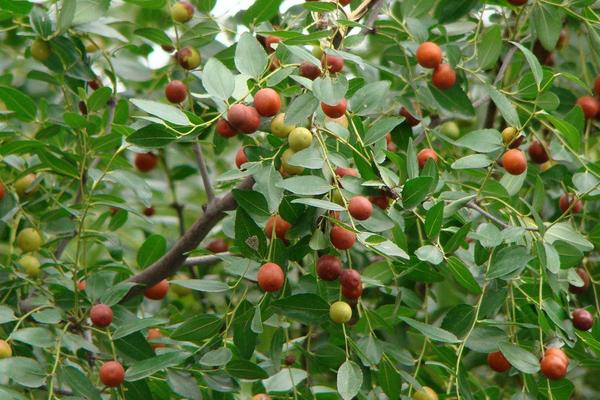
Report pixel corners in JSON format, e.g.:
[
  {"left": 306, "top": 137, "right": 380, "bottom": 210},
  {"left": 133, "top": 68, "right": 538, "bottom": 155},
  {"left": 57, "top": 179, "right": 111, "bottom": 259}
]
[
  {"left": 559, "top": 193, "right": 583, "bottom": 214},
  {"left": 331, "top": 189, "right": 344, "bottom": 206},
  {"left": 508, "top": 0, "right": 528, "bottom": 5},
  {"left": 417, "top": 148, "right": 438, "bottom": 169},
  {"left": 265, "top": 215, "right": 292, "bottom": 240},
  {"left": 99, "top": 361, "right": 125, "bottom": 387},
  {"left": 143, "top": 206, "right": 155, "bottom": 217},
  {"left": 416, "top": 42, "right": 442, "bottom": 69},
  {"left": 135, "top": 152, "right": 158, "bottom": 172},
  {"left": 569, "top": 267, "right": 590, "bottom": 294},
  {"left": 501, "top": 127, "right": 524, "bottom": 148},
  {"left": 502, "top": 149, "right": 527, "bottom": 175},
  {"left": 171, "top": 273, "right": 192, "bottom": 297},
  {"left": 17, "top": 228, "right": 42, "bottom": 253},
  {"left": 299, "top": 62, "right": 321, "bottom": 80},
  {"left": 85, "top": 37, "right": 103, "bottom": 53},
  {"left": 544, "top": 348, "right": 568, "bottom": 366},
  {"left": 572, "top": 308, "right": 593, "bottom": 331},
  {"left": 15, "top": 174, "right": 36, "bottom": 197},
  {"left": 369, "top": 194, "right": 390, "bottom": 209},
  {"left": 342, "top": 283, "right": 363, "bottom": 299},
  {"left": 440, "top": 121, "right": 460, "bottom": 138},
  {"left": 330, "top": 225, "right": 356, "bottom": 250},
  {"left": 176, "top": 47, "right": 201, "bottom": 70},
  {"left": 528, "top": 141, "right": 548, "bottom": 164},
  {"left": 340, "top": 268, "right": 361, "bottom": 289},
  {"left": 257, "top": 262, "right": 285, "bottom": 292},
  {"left": 432, "top": 64, "right": 456, "bottom": 90},
  {"left": 144, "top": 279, "right": 169, "bottom": 300},
  {"left": 595, "top": 75, "right": 600, "bottom": 96},
  {"left": 281, "top": 148, "right": 304, "bottom": 175},
  {"left": 329, "top": 301, "right": 352, "bottom": 323},
  {"left": 325, "top": 115, "right": 349, "bottom": 128},
  {"left": 348, "top": 196, "right": 373, "bottom": 220},
  {"left": 576, "top": 96, "right": 599, "bottom": 118},
  {"left": 335, "top": 167, "right": 357, "bottom": 178},
  {"left": 18, "top": 255, "right": 40, "bottom": 279},
  {"left": 413, "top": 387, "right": 438, "bottom": 400},
  {"left": 254, "top": 88, "right": 281, "bottom": 117},
  {"left": 264, "top": 36, "right": 281, "bottom": 53},
  {"left": 271, "top": 113, "right": 295, "bottom": 138},
  {"left": 90, "top": 304, "right": 113, "bottom": 327},
  {"left": 165, "top": 80, "right": 187, "bottom": 103},
  {"left": 321, "top": 99, "right": 347, "bottom": 119},
  {"left": 147, "top": 328, "right": 165, "bottom": 350},
  {"left": 288, "top": 127, "right": 312, "bottom": 151},
  {"left": 171, "top": 1, "right": 194, "bottom": 23},
  {"left": 215, "top": 118, "right": 237, "bottom": 138},
  {"left": 206, "top": 238, "right": 229, "bottom": 253},
  {"left": 322, "top": 54, "right": 344, "bottom": 73},
  {"left": 316, "top": 255, "right": 342, "bottom": 281},
  {"left": 487, "top": 351, "right": 511, "bottom": 372},
  {"left": 0, "top": 340, "right": 12, "bottom": 359},
  {"left": 399, "top": 107, "right": 420, "bottom": 126},
  {"left": 235, "top": 148, "right": 248, "bottom": 169},
  {"left": 540, "top": 355, "right": 568, "bottom": 380},
  {"left": 31, "top": 38, "right": 50, "bottom": 62}
]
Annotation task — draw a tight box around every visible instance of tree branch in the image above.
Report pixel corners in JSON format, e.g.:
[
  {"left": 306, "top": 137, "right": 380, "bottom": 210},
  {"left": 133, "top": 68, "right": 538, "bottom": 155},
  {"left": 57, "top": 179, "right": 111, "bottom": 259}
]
[
  {"left": 183, "top": 253, "right": 231, "bottom": 267},
  {"left": 192, "top": 142, "right": 215, "bottom": 202},
  {"left": 466, "top": 201, "right": 537, "bottom": 231}
]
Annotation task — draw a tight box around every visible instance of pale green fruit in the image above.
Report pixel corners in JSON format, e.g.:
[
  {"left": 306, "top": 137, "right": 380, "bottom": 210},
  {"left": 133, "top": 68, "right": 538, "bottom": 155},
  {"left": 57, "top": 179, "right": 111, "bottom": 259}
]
[
  {"left": 329, "top": 301, "right": 352, "bottom": 323},
  {"left": 440, "top": 121, "right": 460, "bottom": 139},
  {"left": 15, "top": 174, "right": 36, "bottom": 197},
  {"left": 271, "top": 113, "right": 295, "bottom": 138},
  {"left": 413, "top": 387, "right": 438, "bottom": 400},
  {"left": 18, "top": 255, "right": 40, "bottom": 279},
  {"left": 281, "top": 149, "right": 304, "bottom": 175},
  {"left": 17, "top": 228, "right": 42, "bottom": 253},
  {"left": 288, "top": 127, "right": 312, "bottom": 151}
]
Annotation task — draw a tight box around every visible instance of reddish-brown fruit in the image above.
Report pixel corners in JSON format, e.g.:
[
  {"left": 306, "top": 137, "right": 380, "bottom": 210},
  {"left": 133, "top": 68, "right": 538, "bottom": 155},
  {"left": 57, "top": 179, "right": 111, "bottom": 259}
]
[
  {"left": 487, "top": 351, "right": 511, "bottom": 372},
  {"left": 144, "top": 279, "right": 169, "bottom": 300},
  {"left": 502, "top": 149, "right": 527, "bottom": 175},
  {"left": 265, "top": 215, "right": 292, "bottom": 240},
  {"left": 241, "top": 106, "right": 261, "bottom": 134},
  {"left": 335, "top": 167, "right": 358, "bottom": 178},
  {"left": 557, "top": 29, "right": 568, "bottom": 49},
  {"left": 528, "top": 141, "right": 549, "bottom": 164},
  {"left": 88, "top": 79, "right": 101, "bottom": 90},
  {"left": 134, "top": 152, "right": 158, "bottom": 172},
  {"left": 206, "top": 238, "right": 229, "bottom": 253},
  {"left": 595, "top": 75, "right": 600, "bottom": 96},
  {"left": 321, "top": 99, "right": 347, "bottom": 118},
  {"left": 254, "top": 88, "right": 281, "bottom": 117},
  {"left": 99, "top": 361, "right": 125, "bottom": 387},
  {"left": 544, "top": 348, "right": 569, "bottom": 366},
  {"left": 77, "top": 280, "right": 87, "bottom": 291},
  {"left": 399, "top": 107, "right": 420, "bottom": 126},
  {"left": 216, "top": 118, "right": 237, "bottom": 138},
  {"left": 348, "top": 196, "right": 373, "bottom": 221},
  {"left": 257, "top": 262, "right": 285, "bottom": 292},
  {"left": 79, "top": 101, "right": 88, "bottom": 115},
  {"left": 339, "top": 0, "right": 351, "bottom": 5},
  {"left": 509, "top": 135, "right": 524, "bottom": 149},
  {"left": 176, "top": 47, "right": 201, "bottom": 70},
  {"left": 227, "top": 104, "right": 261, "bottom": 134},
  {"left": 147, "top": 328, "right": 166, "bottom": 350},
  {"left": 369, "top": 194, "right": 390, "bottom": 210},
  {"left": 264, "top": 36, "right": 281, "bottom": 53},
  {"left": 330, "top": 225, "right": 356, "bottom": 250},
  {"left": 235, "top": 148, "right": 248, "bottom": 169},
  {"left": 508, "top": 0, "right": 528, "bottom": 5},
  {"left": 299, "top": 62, "right": 321, "bottom": 80},
  {"left": 559, "top": 194, "right": 583, "bottom": 214},
  {"left": 316, "top": 255, "right": 342, "bottom": 281},
  {"left": 322, "top": 54, "right": 344, "bottom": 73},
  {"left": 340, "top": 268, "right": 361, "bottom": 289},
  {"left": 417, "top": 148, "right": 438, "bottom": 169},
  {"left": 0, "top": 183, "right": 4, "bottom": 201},
  {"left": 284, "top": 353, "right": 296, "bottom": 366},
  {"left": 432, "top": 64, "right": 456, "bottom": 90},
  {"left": 165, "top": 80, "right": 187, "bottom": 103},
  {"left": 342, "top": 283, "right": 363, "bottom": 299},
  {"left": 569, "top": 267, "right": 590, "bottom": 294},
  {"left": 416, "top": 42, "right": 442, "bottom": 69},
  {"left": 143, "top": 206, "right": 155, "bottom": 217},
  {"left": 576, "top": 96, "right": 599, "bottom": 119},
  {"left": 386, "top": 133, "right": 397, "bottom": 151},
  {"left": 90, "top": 304, "right": 113, "bottom": 327},
  {"left": 540, "top": 355, "right": 568, "bottom": 380},
  {"left": 161, "top": 44, "right": 175, "bottom": 53},
  {"left": 572, "top": 308, "right": 594, "bottom": 331}
]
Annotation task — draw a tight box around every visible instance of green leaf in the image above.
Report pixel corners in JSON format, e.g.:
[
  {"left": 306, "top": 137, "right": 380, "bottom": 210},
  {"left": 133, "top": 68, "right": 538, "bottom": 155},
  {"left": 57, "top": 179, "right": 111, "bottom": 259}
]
[
  {"left": 288, "top": 144, "right": 324, "bottom": 169},
  {"left": 485, "top": 85, "right": 519, "bottom": 127},
  {"left": 130, "top": 99, "right": 190, "bottom": 126},
  {"left": 415, "top": 245, "right": 443, "bottom": 265},
  {"left": 87, "top": 86, "right": 112, "bottom": 112},
  {"left": 498, "top": 342, "right": 540, "bottom": 374},
  {"left": 0, "top": 86, "right": 37, "bottom": 122},
  {"left": 137, "top": 234, "right": 167, "bottom": 268},
  {"left": 478, "top": 25, "right": 502, "bottom": 70},
  {"left": 446, "top": 256, "right": 482, "bottom": 294},
  {"left": 425, "top": 202, "right": 444, "bottom": 239},
  {"left": 545, "top": 222, "right": 593, "bottom": 252},
  {"left": 312, "top": 76, "right": 348, "bottom": 105},
  {"left": 402, "top": 176, "right": 433, "bottom": 208},
  {"left": 169, "top": 279, "right": 230, "bottom": 293},
  {"left": 11, "top": 328, "right": 54, "bottom": 348},
  {"left": 226, "top": 360, "right": 268, "bottom": 380},
  {"left": 284, "top": 93, "right": 319, "bottom": 126},
  {"left": 511, "top": 41, "right": 543, "bottom": 89},
  {"left": 532, "top": 3, "right": 563, "bottom": 51},
  {"left": 364, "top": 117, "right": 404, "bottom": 146},
  {"left": 291, "top": 198, "right": 345, "bottom": 211},
  {"left": 113, "top": 317, "right": 166, "bottom": 340},
  {"left": 232, "top": 189, "right": 270, "bottom": 217},
  {"left": 263, "top": 368, "right": 307, "bottom": 392},
  {"left": 544, "top": 114, "right": 580, "bottom": 152},
  {"left": 57, "top": 0, "right": 77, "bottom": 34},
  {"left": 272, "top": 294, "right": 329, "bottom": 323},
  {"left": 378, "top": 357, "right": 401, "bottom": 400},
  {"left": 277, "top": 176, "right": 332, "bottom": 195},
  {"left": 100, "top": 282, "right": 138, "bottom": 306},
  {"left": 349, "top": 81, "right": 390, "bottom": 116},
  {"left": 234, "top": 208, "right": 268, "bottom": 259},
  {"left": 59, "top": 366, "right": 102, "bottom": 400},
  {"left": 125, "top": 351, "right": 191, "bottom": 382},
  {"left": 451, "top": 154, "right": 493, "bottom": 169},
  {"left": 428, "top": 84, "right": 475, "bottom": 116},
  {"left": 455, "top": 129, "right": 502, "bottom": 153},
  {"left": 127, "top": 124, "right": 177, "bottom": 148},
  {"left": 400, "top": 317, "right": 460, "bottom": 343},
  {"left": 243, "top": 0, "right": 284, "bottom": 25},
  {"left": 235, "top": 32, "right": 268, "bottom": 78},
  {"left": 202, "top": 58, "right": 235, "bottom": 100},
  {"left": 487, "top": 246, "right": 532, "bottom": 279},
  {"left": 337, "top": 360, "right": 363, "bottom": 400},
  {"left": 199, "top": 348, "right": 232, "bottom": 367},
  {"left": 134, "top": 28, "right": 172, "bottom": 45},
  {"left": 434, "top": 0, "right": 477, "bottom": 23},
  {"left": 171, "top": 314, "right": 223, "bottom": 343},
  {"left": 0, "top": 357, "right": 46, "bottom": 388}
]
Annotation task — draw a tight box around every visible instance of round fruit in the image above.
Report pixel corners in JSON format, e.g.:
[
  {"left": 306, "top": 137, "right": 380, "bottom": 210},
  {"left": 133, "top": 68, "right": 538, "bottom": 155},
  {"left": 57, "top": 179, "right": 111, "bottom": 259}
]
[
  {"left": 413, "top": 387, "right": 438, "bottom": 400},
  {"left": 254, "top": 88, "right": 281, "bottom": 117},
  {"left": 325, "top": 115, "right": 349, "bottom": 128},
  {"left": 265, "top": 215, "right": 292, "bottom": 240},
  {"left": 227, "top": 104, "right": 248, "bottom": 131},
  {"left": 595, "top": 75, "right": 600, "bottom": 96},
  {"left": 251, "top": 395, "right": 271, "bottom": 400},
  {"left": 330, "top": 225, "right": 356, "bottom": 250},
  {"left": 264, "top": 35, "right": 281, "bottom": 52},
  {"left": 17, "top": 228, "right": 41, "bottom": 253},
  {"left": 416, "top": 42, "right": 442, "bottom": 69},
  {"left": 369, "top": 194, "right": 390, "bottom": 209},
  {"left": 569, "top": 267, "right": 590, "bottom": 294},
  {"left": 176, "top": 47, "right": 201, "bottom": 70},
  {"left": 162, "top": 44, "right": 175, "bottom": 53},
  {"left": 528, "top": 141, "right": 549, "bottom": 164},
  {"left": 147, "top": 328, "right": 165, "bottom": 350},
  {"left": 143, "top": 206, "right": 155, "bottom": 217},
  {"left": 216, "top": 118, "right": 238, "bottom": 138},
  {"left": 15, "top": 173, "right": 36, "bottom": 197},
  {"left": 31, "top": 38, "right": 50, "bottom": 62},
  {"left": 322, "top": 54, "right": 344, "bottom": 73},
  {"left": 271, "top": 113, "right": 295, "bottom": 138},
  {"left": 171, "top": 1, "right": 194, "bottom": 23},
  {"left": 329, "top": 301, "right": 352, "bottom": 323},
  {"left": 206, "top": 238, "right": 229, "bottom": 253},
  {"left": 257, "top": 262, "right": 285, "bottom": 292},
  {"left": 284, "top": 353, "right": 296, "bottom": 365},
  {"left": 235, "top": 148, "right": 248, "bottom": 169},
  {"left": 502, "top": 127, "right": 524, "bottom": 148},
  {"left": 0, "top": 340, "right": 12, "bottom": 359},
  {"left": 99, "top": 361, "right": 125, "bottom": 387},
  {"left": 508, "top": 0, "right": 528, "bottom": 5},
  {"left": 399, "top": 107, "right": 420, "bottom": 126},
  {"left": 18, "top": 255, "right": 40, "bottom": 279},
  {"left": 234, "top": 106, "right": 261, "bottom": 134},
  {"left": 576, "top": 96, "right": 599, "bottom": 119},
  {"left": 432, "top": 64, "right": 456, "bottom": 90},
  {"left": 342, "top": 283, "right": 363, "bottom": 299},
  {"left": 335, "top": 167, "right": 357, "bottom": 177},
  {"left": 135, "top": 152, "right": 158, "bottom": 172},
  {"left": 144, "top": 279, "right": 169, "bottom": 300},
  {"left": 77, "top": 280, "right": 87, "bottom": 291},
  {"left": 281, "top": 148, "right": 304, "bottom": 175},
  {"left": 440, "top": 121, "right": 460, "bottom": 138},
  {"left": 559, "top": 193, "right": 583, "bottom": 214},
  {"left": 316, "top": 255, "right": 342, "bottom": 281},
  {"left": 321, "top": 99, "right": 347, "bottom": 119},
  {"left": 90, "top": 304, "right": 113, "bottom": 327},
  {"left": 572, "top": 308, "right": 593, "bottom": 331},
  {"left": 487, "top": 351, "right": 511, "bottom": 372},
  {"left": 540, "top": 355, "right": 568, "bottom": 380},
  {"left": 299, "top": 62, "right": 321, "bottom": 80},
  {"left": 165, "top": 80, "right": 187, "bottom": 103},
  {"left": 339, "top": 0, "right": 351, "bottom": 5},
  {"left": 502, "top": 149, "right": 527, "bottom": 175},
  {"left": 88, "top": 79, "right": 102, "bottom": 90},
  {"left": 544, "top": 348, "right": 568, "bottom": 366},
  {"left": 288, "top": 127, "right": 312, "bottom": 151},
  {"left": 417, "top": 148, "right": 438, "bottom": 169},
  {"left": 348, "top": 196, "right": 373, "bottom": 220},
  {"left": 340, "top": 268, "right": 361, "bottom": 289}
]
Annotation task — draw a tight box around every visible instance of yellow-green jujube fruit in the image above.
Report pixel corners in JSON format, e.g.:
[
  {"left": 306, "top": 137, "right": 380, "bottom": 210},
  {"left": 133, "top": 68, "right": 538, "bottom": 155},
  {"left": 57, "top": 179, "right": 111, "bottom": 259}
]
[
  {"left": 18, "top": 255, "right": 41, "bottom": 279},
  {"left": 17, "top": 228, "right": 42, "bottom": 253},
  {"left": 413, "top": 387, "right": 438, "bottom": 400},
  {"left": 270, "top": 113, "right": 295, "bottom": 138},
  {"left": 440, "top": 121, "right": 460, "bottom": 139},
  {"left": 281, "top": 149, "right": 304, "bottom": 175},
  {"left": 170, "top": 1, "right": 194, "bottom": 23},
  {"left": 331, "top": 189, "right": 344, "bottom": 206},
  {"left": 329, "top": 301, "right": 352, "bottom": 323},
  {"left": 15, "top": 174, "right": 36, "bottom": 197},
  {"left": 312, "top": 45, "right": 324, "bottom": 59},
  {"left": 171, "top": 273, "right": 193, "bottom": 297},
  {"left": 0, "top": 340, "right": 12, "bottom": 359},
  {"left": 31, "top": 39, "right": 50, "bottom": 62},
  {"left": 288, "top": 127, "right": 312, "bottom": 151},
  {"left": 502, "top": 127, "right": 519, "bottom": 145}
]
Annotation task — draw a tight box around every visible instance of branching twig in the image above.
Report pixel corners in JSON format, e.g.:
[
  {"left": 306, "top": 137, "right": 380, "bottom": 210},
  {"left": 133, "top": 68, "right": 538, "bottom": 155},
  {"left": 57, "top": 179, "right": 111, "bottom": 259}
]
[
  {"left": 192, "top": 142, "right": 215, "bottom": 202},
  {"left": 466, "top": 201, "right": 537, "bottom": 231}
]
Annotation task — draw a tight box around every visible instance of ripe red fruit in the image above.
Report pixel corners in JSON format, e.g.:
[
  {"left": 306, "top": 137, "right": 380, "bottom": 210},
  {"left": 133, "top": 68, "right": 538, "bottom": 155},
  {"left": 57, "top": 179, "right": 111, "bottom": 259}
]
[
  {"left": 284, "top": 353, "right": 296, "bottom": 366},
  {"left": 416, "top": 42, "right": 442, "bottom": 69},
  {"left": 348, "top": 196, "right": 373, "bottom": 220},
  {"left": 144, "top": 279, "right": 169, "bottom": 300},
  {"left": 147, "top": 328, "right": 165, "bottom": 350},
  {"left": 330, "top": 226, "right": 356, "bottom": 250},
  {"left": 572, "top": 308, "right": 594, "bottom": 331},
  {"left": 227, "top": 104, "right": 261, "bottom": 134},
  {"left": 399, "top": 107, "right": 420, "bottom": 126},
  {"left": 90, "top": 304, "right": 113, "bottom": 327},
  {"left": 299, "top": 62, "right": 321, "bottom": 80},
  {"left": 206, "top": 238, "right": 228, "bottom": 253},
  {"left": 254, "top": 88, "right": 281, "bottom": 117},
  {"left": 322, "top": 54, "right": 344, "bottom": 73},
  {"left": 161, "top": 44, "right": 175, "bottom": 53},
  {"left": 487, "top": 351, "right": 511, "bottom": 372},
  {"left": 342, "top": 283, "right": 363, "bottom": 299},
  {"left": 88, "top": 79, "right": 101, "bottom": 90},
  {"left": 316, "top": 255, "right": 342, "bottom": 281},
  {"left": 257, "top": 262, "right": 285, "bottom": 292},
  {"left": 528, "top": 141, "right": 549, "bottom": 164},
  {"left": 502, "top": 149, "right": 527, "bottom": 175},
  {"left": 340, "top": 268, "right": 361, "bottom": 289},
  {"left": 79, "top": 101, "right": 88, "bottom": 115},
  {"left": 569, "top": 267, "right": 590, "bottom": 294},
  {"left": 216, "top": 118, "right": 237, "bottom": 138},
  {"left": 77, "top": 280, "right": 87, "bottom": 291},
  {"left": 135, "top": 152, "right": 158, "bottom": 172},
  {"left": 321, "top": 99, "right": 347, "bottom": 118},
  {"left": 235, "top": 148, "right": 248, "bottom": 169},
  {"left": 0, "top": 182, "right": 4, "bottom": 201},
  {"left": 576, "top": 96, "right": 599, "bottom": 118},
  {"left": 595, "top": 75, "right": 600, "bottom": 96},
  {"left": 99, "top": 361, "right": 125, "bottom": 387},
  {"left": 508, "top": 0, "right": 528, "bottom": 5},
  {"left": 165, "top": 80, "right": 187, "bottom": 103},
  {"left": 143, "top": 206, "right": 155, "bottom": 217},
  {"left": 264, "top": 36, "right": 281, "bottom": 53},
  {"left": 544, "top": 348, "right": 569, "bottom": 366},
  {"left": 540, "top": 355, "right": 568, "bottom": 380},
  {"left": 559, "top": 193, "right": 583, "bottom": 214},
  {"left": 335, "top": 167, "right": 358, "bottom": 178},
  {"left": 265, "top": 215, "right": 292, "bottom": 240},
  {"left": 417, "top": 148, "right": 438, "bottom": 169},
  {"left": 241, "top": 106, "right": 262, "bottom": 134},
  {"left": 369, "top": 194, "right": 390, "bottom": 209},
  {"left": 432, "top": 64, "right": 456, "bottom": 90}
]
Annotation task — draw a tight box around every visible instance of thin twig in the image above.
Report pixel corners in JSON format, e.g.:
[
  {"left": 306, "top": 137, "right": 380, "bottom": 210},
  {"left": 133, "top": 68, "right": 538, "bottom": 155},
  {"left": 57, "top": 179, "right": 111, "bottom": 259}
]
[
  {"left": 466, "top": 201, "right": 537, "bottom": 231},
  {"left": 192, "top": 142, "right": 215, "bottom": 202},
  {"left": 183, "top": 253, "right": 232, "bottom": 267}
]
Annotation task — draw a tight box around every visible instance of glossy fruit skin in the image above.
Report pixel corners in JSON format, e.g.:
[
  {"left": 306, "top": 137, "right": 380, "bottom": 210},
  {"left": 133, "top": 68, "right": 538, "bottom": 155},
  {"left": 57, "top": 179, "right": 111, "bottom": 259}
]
[
  {"left": 330, "top": 301, "right": 352, "bottom": 323},
  {"left": 432, "top": 64, "right": 456, "bottom": 90},
  {"left": 330, "top": 225, "right": 356, "bottom": 250},
  {"left": 528, "top": 141, "right": 549, "bottom": 164},
  {"left": 143, "top": 206, "right": 155, "bottom": 217},
  {"left": 544, "top": 348, "right": 568, "bottom": 366},
  {"left": 595, "top": 75, "right": 600, "bottom": 96},
  {"left": 321, "top": 99, "right": 347, "bottom": 119},
  {"left": 254, "top": 88, "right": 281, "bottom": 117},
  {"left": 99, "top": 361, "right": 125, "bottom": 387},
  {"left": 251, "top": 395, "right": 271, "bottom": 400},
  {"left": 417, "top": 148, "right": 438, "bottom": 169},
  {"left": 569, "top": 267, "right": 590, "bottom": 294},
  {"left": 502, "top": 149, "right": 527, "bottom": 175},
  {"left": 440, "top": 121, "right": 460, "bottom": 138},
  {"left": 147, "top": 328, "right": 165, "bottom": 350},
  {"left": 144, "top": 279, "right": 169, "bottom": 300},
  {"left": 15, "top": 173, "right": 36, "bottom": 197},
  {"left": 206, "top": 238, "right": 229, "bottom": 253},
  {"left": 299, "top": 62, "right": 321, "bottom": 80},
  {"left": 540, "top": 355, "right": 568, "bottom": 380},
  {"left": 271, "top": 113, "right": 295, "bottom": 138},
  {"left": 239, "top": 106, "right": 261, "bottom": 134},
  {"left": 576, "top": 96, "right": 599, "bottom": 118},
  {"left": 227, "top": 104, "right": 249, "bottom": 131},
  {"left": 508, "top": 0, "right": 528, "bottom": 5},
  {"left": 340, "top": 268, "right": 361, "bottom": 289},
  {"left": 88, "top": 79, "right": 102, "bottom": 90},
  {"left": 281, "top": 149, "right": 304, "bottom": 175},
  {"left": 399, "top": 107, "right": 420, "bottom": 126},
  {"left": 413, "top": 386, "right": 438, "bottom": 400},
  {"left": 18, "top": 255, "right": 40, "bottom": 279},
  {"left": 135, "top": 152, "right": 158, "bottom": 172},
  {"left": 316, "top": 255, "right": 342, "bottom": 281},
  {"left": 90, "top": 304, "right": 113, "bottom": 327},
  {"left": 339, "top": 0, "right": 351, "bottom": 5},
  {"left": 322, "top": 54, "right": 344, "bottom": 73},
  {"left": 31, "top": 38, "right": 50, "bottom": 62},
  {"left": 348, "top": 196, "right": 373, "bottom": 220},
  {"left": 342, "top": 283, "right": 363, "bottom": 299},
  {"left": 176, "top": 47, "right": 201, "bottom": 70},
  {"left": 416, "top": 42, "right": 442, "bottom": 69},
  {"left": 161, "top": 44, "right": 175, "bottom": 53},
  {"left": 265, "top": 215, "right": 292, "bottom": 240},
  {"left": 335, "top": 167, "right": 357, "bottom": 178},
  {"left": 235, "top": 148, "right": 248, "bottom": 169},
  {"left": 264, "top": 35, "right": 281, "bottom": 52},
  {"left": 369, "top": 194, "right": 390, "bottom": 209},
  {"left": 165, "top": 80, "right": 187, "bottom": 103},
  {"left": 0, "top": 340, "right": 12, "bottom": 359},
  {"left": 559, "top": 193, "right": 583, "bottom": 214},
  {"left": 257, "top": 262, "right": 285, "bottom": 292},
  {"left": 171, "top": 1, "right": 194, "bottom": 23},
  {"left": 488, "top": 351, "right": 511, "bottom": 372},
  {"left": 502, "top": 127, "right": 519, "bottom": 146},
  {"left": 288, "top": 127, "right": 312, "bottom": 151},
  {"left": 572, "top": 308, "right": 594, "bottom": 331},
  {"left": 17, "top": 228, "right": 41, "bottom": 253}
]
